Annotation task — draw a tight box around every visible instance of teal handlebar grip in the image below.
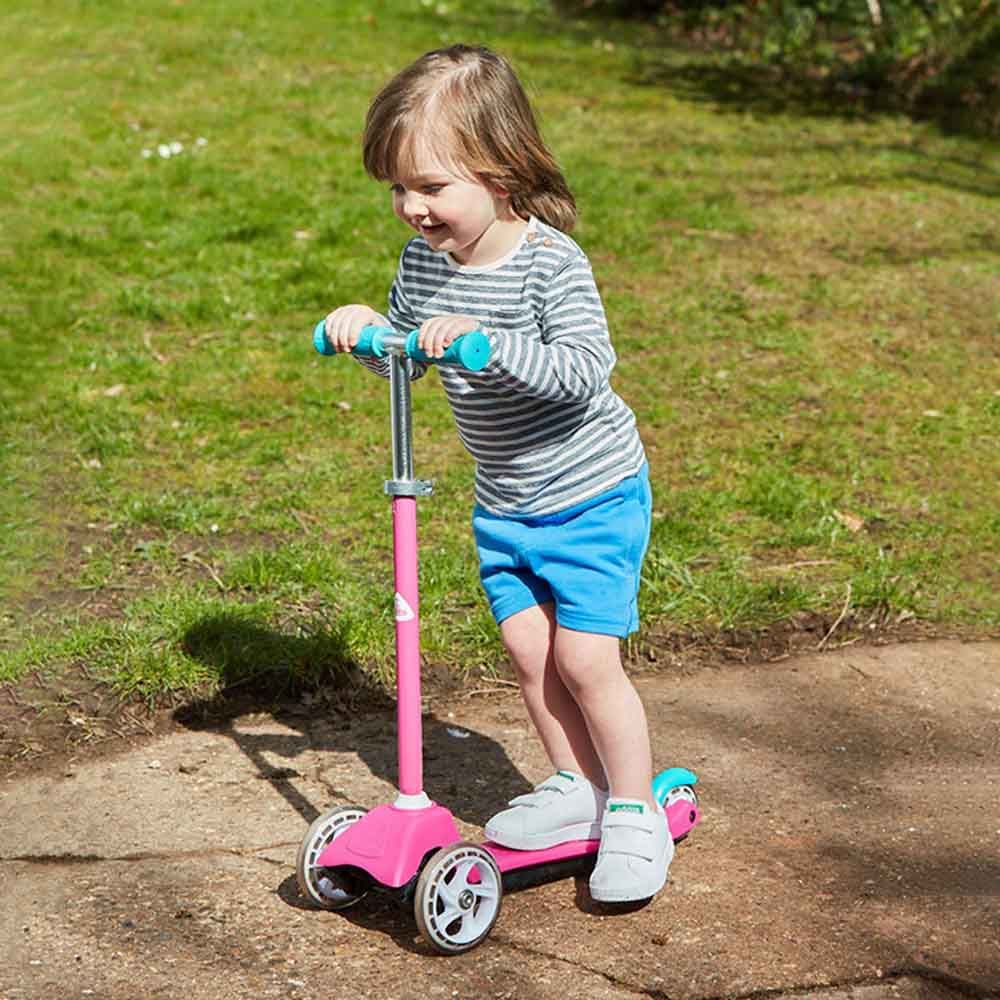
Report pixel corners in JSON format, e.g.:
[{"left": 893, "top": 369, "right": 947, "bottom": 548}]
[
  {"left": 313, "top": 322, "right": 490, "bottom": 372},
  {"left": 313, "top": 321, "right": 387, "bottom": 357},
  {"left": 353, "top": 326, "right": 387, "bottom": 358},
  {"left": 313, "top": 320, "right": 334, "bottom": 355},
  {"left": 404, "top": 329, "right": 490, "bottom": 371}
]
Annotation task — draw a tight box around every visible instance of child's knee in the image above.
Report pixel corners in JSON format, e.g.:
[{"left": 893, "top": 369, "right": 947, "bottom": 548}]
[
  {"left": 554, "top": 651, "right": 613, "bottom": 699},
  {"left": 499, "top": 603, "right": 555, "bottom": 679}
]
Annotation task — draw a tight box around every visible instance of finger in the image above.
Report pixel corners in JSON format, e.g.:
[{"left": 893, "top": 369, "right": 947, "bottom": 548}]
[
  {"left": 333, "top": 308, "right": 370, "bottom": 352},
  {"left": 325, "top": 313, "right": 344, "bottom": 351},
  {"left": 418, "top": 318, "right": 441, "bottom": 356},
  {"left": 324, "top": 313, "right": 346, "bottom": 352},
  {"left": 432, "top": 327, "right": 453, "bottom": 357},
  {"left": 331, "top": 315, "right": 356, "bottom": 352}
]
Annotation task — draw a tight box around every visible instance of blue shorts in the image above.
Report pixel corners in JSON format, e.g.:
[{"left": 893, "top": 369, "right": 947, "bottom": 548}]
[{"left": 472, "top": 466, "right": 652, "bottom": 638}]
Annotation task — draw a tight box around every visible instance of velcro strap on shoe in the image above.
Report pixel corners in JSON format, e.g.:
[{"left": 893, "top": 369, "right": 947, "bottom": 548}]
[
  {"left": 599, "top": 821, "right": 657, "bottom": 863},
  {"left": 507, "top": 771, "right": 577, "bottom": 808}
]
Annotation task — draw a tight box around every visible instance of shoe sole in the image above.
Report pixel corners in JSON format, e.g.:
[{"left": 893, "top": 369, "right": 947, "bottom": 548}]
[
  {"left": 483, "top": 818, "right": 602, "bottom": 851},
  {"left": 589, "top": 868, "right": 669, "bottom": 903}
]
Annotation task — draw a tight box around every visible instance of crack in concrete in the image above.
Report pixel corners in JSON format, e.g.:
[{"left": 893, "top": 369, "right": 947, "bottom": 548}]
[
  {"left": 0, "top": 840, "right": 299, "bottom": 866},
  {"left": 887, "top": 963, "right": 1000, "bottom": 1000}
]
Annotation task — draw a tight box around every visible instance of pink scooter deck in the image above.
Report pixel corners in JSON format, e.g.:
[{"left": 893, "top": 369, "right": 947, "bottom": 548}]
[{"left": 485, "top": 838, "right": 599, "bottom": 872}]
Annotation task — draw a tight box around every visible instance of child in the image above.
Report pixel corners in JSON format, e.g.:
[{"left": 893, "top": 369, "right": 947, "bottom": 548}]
[{"left": 322, "top": 44, "right": 672, "bottom": 903}]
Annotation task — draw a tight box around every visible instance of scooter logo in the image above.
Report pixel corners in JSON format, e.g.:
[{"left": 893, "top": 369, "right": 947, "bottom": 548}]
[{"left": 394, "top": 592, "right": 415, "bottom": 622}]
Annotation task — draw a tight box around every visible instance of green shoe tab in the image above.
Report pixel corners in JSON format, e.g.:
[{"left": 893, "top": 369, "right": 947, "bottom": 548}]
[
  {"left": 556, "top": 770, "right": 578, "bottom": 781},
  {"left": 609, "top": 802, "right": 645, "bottom": 814}
]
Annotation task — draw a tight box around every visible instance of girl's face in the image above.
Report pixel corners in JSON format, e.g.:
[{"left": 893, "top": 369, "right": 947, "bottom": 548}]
[{"left": 390, "top": 146, "right": 523, "bottom": 266}]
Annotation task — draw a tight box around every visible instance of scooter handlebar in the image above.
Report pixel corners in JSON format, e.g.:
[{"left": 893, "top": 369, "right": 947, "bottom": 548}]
[{"left": 313, "top": 322, "right": 490, "bottom": 372}]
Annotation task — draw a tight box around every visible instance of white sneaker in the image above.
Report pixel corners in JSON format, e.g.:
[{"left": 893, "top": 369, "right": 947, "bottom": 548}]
[
  {"left": 485, "top": 771, "right": 608, "bottom": 850},
  {"left": 589, "top": 798, "right": 674, "bottom": 902}
]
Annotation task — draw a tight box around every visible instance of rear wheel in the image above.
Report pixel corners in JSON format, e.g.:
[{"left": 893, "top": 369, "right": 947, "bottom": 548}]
[
  {"left": 295, "top": 805, "right": 369, "bottom": 910},
  {"left": 660, "top": 784, "right": 700, "bottom": 841},
  {"left": 663, "top": 784, "right": 699, "bottom": 810}
]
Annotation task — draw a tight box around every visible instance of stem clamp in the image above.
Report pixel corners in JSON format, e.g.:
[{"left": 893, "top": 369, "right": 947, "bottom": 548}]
[{"left": 384, "top": 479, "right": 434, "bottom": 497}]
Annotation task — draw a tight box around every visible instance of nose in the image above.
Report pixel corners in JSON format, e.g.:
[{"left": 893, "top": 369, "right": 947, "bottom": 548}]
[{"left": 401, "top": 189, "right": 428, "bottom": 221}]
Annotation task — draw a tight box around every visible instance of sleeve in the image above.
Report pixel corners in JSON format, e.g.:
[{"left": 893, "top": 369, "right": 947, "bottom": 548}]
[
  {"left": 484, "top": 254, "right": 616, "bottom": 402},
  {"left": 353, "top": 243, "right": 428, "bottom": 381}
]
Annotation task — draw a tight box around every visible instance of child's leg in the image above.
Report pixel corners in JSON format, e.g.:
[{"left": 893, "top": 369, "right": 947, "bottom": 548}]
[
  {"left": 553, "top": 625, "right": 673, "bottom": 902},
  {"left": 499, "top": 602, "right": 606, "bottom": 789},
  {"left": 483, "top": 603, "right": 610, "bottom": 850},
  {"left": 552, "top": 626, "right": 653, "bottom": 805}
]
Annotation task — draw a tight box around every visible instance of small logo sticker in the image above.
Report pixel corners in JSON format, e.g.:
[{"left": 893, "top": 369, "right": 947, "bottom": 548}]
[
  {"left": 609, "top": 802, "right": 645, "bottom": 814},
  {"left": 394, "top": 593, "right": 415, "bottom": 621}
]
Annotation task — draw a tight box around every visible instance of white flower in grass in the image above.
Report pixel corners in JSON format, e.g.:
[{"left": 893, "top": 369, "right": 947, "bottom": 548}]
[{"left": 145, "top": 138, "right": 202, "bottom": 160}]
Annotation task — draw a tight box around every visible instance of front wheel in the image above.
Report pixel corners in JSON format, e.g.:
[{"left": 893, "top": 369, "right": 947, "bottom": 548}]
[
  {"left": 295, "top": 805, "right": 369, "bottom": 910},
  {"left": 414, "top": 843, "right": 503, "bottom": 954}
]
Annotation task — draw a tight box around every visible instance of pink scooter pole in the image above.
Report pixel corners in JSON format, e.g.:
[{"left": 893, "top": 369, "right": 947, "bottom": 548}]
[
  {"left": 313, "top": 322, "right": 491, "bottom": 799},
  {"left": 390, "top": 495, "right": 424, "bottom": 793}
]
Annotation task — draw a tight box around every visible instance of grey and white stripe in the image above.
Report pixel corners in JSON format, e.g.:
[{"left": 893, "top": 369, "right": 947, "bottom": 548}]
[{"left": 360, "top": 218, "right": 646, "bottom": 517}]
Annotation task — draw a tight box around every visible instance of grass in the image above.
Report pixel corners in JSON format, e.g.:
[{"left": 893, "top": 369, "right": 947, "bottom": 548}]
[{"left": 1, "top": 0, "right": 997, "bottom": 710}]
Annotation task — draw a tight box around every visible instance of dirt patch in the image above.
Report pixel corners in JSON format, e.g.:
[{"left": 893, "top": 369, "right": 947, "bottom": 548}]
[
  {"left": 0, "top": 665, "right": 177, "bottom": 777},
  {"left": 1, "top": 605, "right": 971, "bottom": 784}
]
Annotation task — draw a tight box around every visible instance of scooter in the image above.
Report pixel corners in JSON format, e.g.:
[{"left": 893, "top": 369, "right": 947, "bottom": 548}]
[{"left": 297, "top": 321, "right": 701, "bottom": 954}]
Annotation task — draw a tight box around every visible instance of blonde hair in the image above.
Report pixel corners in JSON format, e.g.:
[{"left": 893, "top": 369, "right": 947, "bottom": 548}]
[{"left": 363, "top": 45, "right": 577, "bottom": 233}]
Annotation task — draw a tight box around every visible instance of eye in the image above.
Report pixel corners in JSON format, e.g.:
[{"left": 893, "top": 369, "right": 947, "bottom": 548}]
[
  {"left": 389, "top": 183, "right": 404, "bottom": 195},
  {"left": 423, "top": 184, "right": 443, "bottom": 195}
]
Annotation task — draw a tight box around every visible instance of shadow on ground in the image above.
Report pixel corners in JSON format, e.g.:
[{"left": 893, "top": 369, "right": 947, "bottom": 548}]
[{"left": 177, "top": 613, "right": 533, "bottom": 830}]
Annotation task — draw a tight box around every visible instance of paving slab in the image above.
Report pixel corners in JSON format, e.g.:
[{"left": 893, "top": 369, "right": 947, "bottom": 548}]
[{"left": 2, "top": 639, "right": 998, "bottom": 999}]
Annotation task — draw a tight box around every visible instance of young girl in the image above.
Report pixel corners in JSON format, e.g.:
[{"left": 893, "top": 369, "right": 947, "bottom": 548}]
[{"left": 322, "top": 44, "right": 672, "bottom": 903}]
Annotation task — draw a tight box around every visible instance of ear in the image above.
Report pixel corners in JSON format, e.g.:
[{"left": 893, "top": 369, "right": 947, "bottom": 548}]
[{"left": 483, "top": 175, "right": 510, "bottom": 199}]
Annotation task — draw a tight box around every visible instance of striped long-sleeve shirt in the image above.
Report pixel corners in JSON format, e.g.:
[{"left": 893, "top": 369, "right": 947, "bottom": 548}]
[{"left": 362, "top": 217, "right": 646, "bottom": 517}]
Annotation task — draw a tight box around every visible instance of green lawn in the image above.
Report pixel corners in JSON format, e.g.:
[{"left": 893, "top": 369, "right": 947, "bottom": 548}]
[{"left": 1, "top": 0, "right": 997, "bottom": 704}]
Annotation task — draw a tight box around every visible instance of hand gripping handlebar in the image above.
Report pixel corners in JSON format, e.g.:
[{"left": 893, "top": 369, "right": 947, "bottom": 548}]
[{"left": 313, "top": 321, "right": 490, "bottom": 372}]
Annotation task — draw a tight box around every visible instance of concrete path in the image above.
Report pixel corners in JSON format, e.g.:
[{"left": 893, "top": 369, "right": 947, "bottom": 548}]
[{"left": 2, "top": 639, "right": 998, "bottom": 999}]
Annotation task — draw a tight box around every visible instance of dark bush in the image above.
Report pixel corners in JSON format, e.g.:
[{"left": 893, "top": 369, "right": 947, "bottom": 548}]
[{"left": 556, "top": 0, "right": 1000, "bottom": 133}]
